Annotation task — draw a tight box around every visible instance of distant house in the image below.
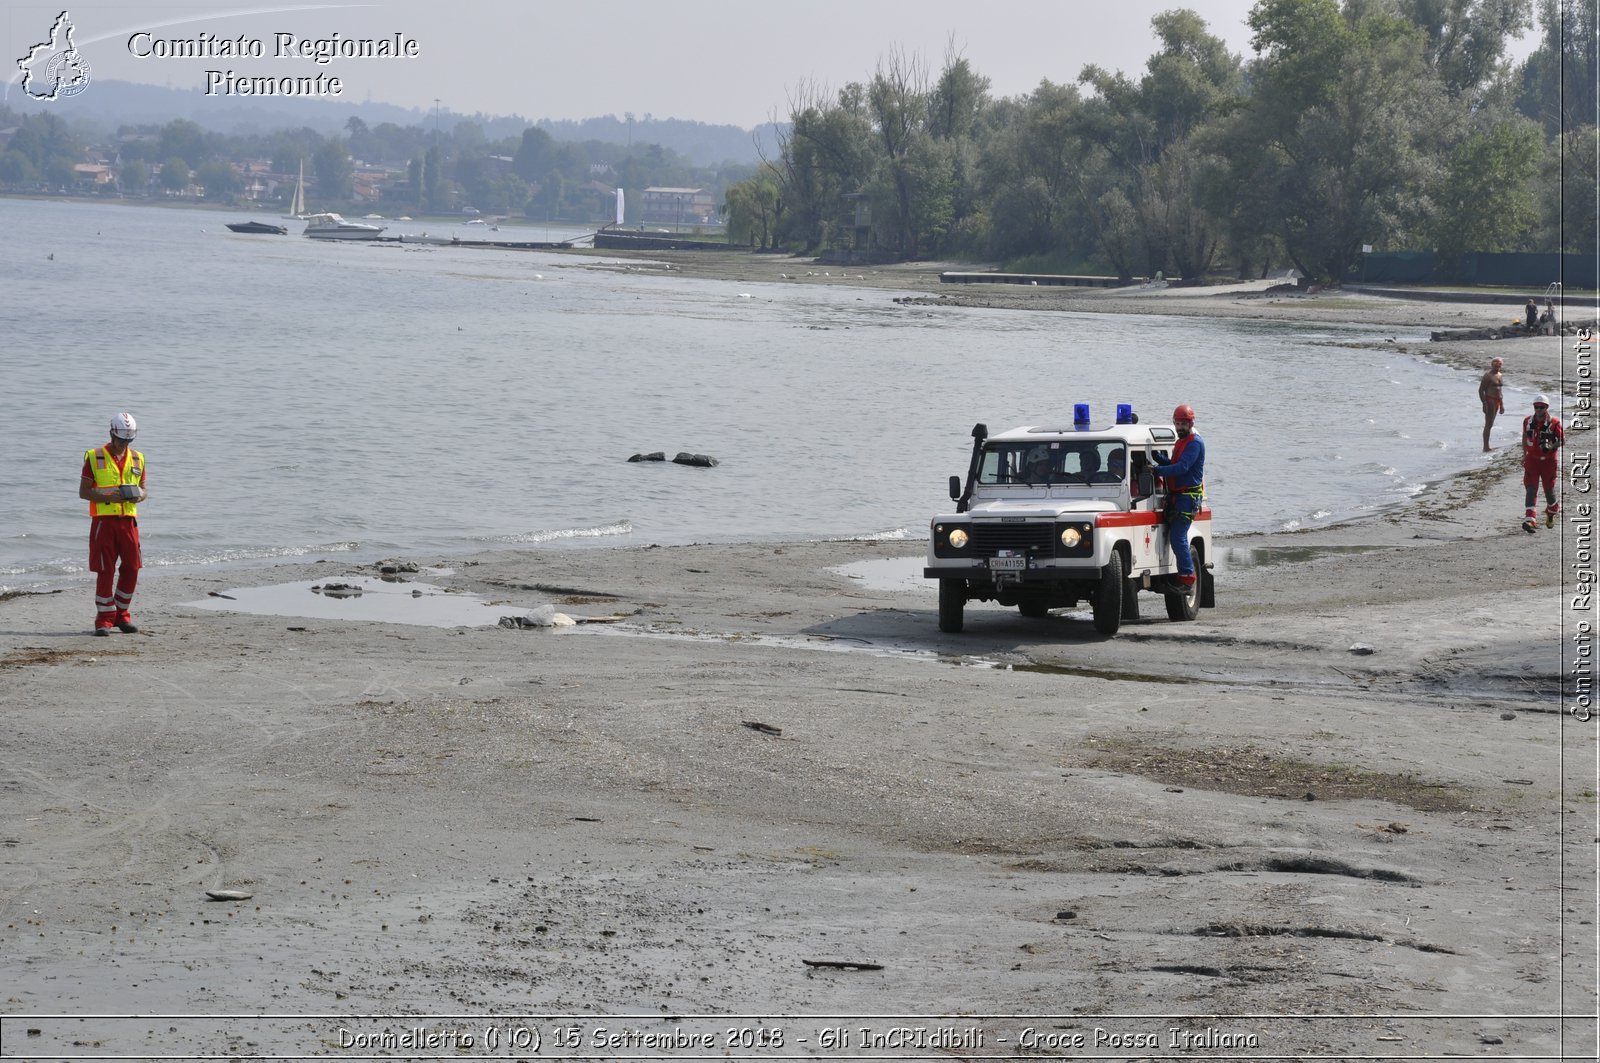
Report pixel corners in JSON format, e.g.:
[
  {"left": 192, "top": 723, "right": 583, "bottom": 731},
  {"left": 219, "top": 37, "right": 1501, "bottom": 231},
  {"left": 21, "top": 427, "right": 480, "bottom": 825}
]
[
  {"left": 73, "top": 163, "right": 114, "bottom": 187},
  {"left": 641, "top": 186, "right": 717, "bottom": 226}
]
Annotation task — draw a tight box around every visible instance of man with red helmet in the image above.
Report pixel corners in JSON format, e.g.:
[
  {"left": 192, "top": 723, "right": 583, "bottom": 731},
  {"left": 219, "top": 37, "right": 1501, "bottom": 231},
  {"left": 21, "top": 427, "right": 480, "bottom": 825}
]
[
  {"left": 1152, "top": 404, "right": 1206, "bottom": 587},
  {"left": 1521, "top": 395, "right": 1563, "bottom": 531},
  {"left": 79, "top": 412, "right": 148, "bottom": 635}
]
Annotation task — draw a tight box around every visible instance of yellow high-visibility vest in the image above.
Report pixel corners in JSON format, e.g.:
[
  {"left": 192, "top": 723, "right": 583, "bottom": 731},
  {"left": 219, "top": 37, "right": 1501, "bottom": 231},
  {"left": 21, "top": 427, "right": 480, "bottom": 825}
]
[{"left": 85, "top": 446, "right": 144, "bottom": 517}]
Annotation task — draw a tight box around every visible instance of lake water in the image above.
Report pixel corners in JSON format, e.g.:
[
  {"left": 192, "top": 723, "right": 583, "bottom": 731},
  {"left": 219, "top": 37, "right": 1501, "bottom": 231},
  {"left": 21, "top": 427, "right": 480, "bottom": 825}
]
[{"left": 2, "top": 198, "right": 1507, "bottom": 592}]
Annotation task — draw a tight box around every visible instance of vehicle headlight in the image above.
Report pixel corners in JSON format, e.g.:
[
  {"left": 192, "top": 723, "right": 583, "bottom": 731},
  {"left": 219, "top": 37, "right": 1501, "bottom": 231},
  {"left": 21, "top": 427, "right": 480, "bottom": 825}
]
[
  {"left": 947, "top": 527, "right": 969, "bottom": 549},
  {"left": 1060, "top": 526, "right": 1082, "bottom": 548}
]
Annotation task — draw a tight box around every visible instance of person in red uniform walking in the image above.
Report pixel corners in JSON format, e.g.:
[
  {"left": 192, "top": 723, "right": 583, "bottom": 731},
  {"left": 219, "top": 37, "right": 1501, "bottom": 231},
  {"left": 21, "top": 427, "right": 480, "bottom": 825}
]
[
  {"left": 79, "top": 412, "right": 148, "bottom": 634},
  {"left": 1521, "top": 395, "right": 1563, "bottom": 532}
]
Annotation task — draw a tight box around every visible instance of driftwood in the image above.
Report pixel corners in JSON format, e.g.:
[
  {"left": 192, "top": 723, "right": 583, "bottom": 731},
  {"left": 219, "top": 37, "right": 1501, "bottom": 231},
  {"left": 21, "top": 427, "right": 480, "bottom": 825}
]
[{"left": 741, "top": 720, "right": 782, "bottom": 736}]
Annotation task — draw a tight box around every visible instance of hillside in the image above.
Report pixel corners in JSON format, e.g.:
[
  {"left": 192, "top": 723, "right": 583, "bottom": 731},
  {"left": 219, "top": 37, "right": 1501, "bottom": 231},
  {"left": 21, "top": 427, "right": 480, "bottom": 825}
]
[{"left": 6, "top": 79, "right": 780, "bottom": 166}]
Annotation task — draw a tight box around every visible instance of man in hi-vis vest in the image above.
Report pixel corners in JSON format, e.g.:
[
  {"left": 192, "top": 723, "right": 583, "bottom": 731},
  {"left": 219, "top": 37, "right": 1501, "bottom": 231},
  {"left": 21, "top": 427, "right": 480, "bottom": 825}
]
[{"left": 79, "top": 412, "right": 148, "bottom": 635}]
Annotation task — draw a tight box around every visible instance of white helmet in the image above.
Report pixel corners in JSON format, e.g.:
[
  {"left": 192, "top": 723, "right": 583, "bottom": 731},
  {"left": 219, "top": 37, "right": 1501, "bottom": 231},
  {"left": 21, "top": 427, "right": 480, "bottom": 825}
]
[
  {"left": 109, "top": 411, "right": 138, "bottom": 440},
  {"left": 1534, "top": 394, "right": 1550, "bottom": 408}
]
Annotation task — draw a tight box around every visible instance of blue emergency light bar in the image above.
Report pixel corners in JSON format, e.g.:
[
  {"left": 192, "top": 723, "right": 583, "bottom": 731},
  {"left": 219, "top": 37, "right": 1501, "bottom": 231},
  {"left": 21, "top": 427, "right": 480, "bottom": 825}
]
[
  {"left": 1073, "top": 403, "right": 1090, "bottom": 429},
  {"left": 1116, "top": 403, "right": 1135, "bottom": 424}
]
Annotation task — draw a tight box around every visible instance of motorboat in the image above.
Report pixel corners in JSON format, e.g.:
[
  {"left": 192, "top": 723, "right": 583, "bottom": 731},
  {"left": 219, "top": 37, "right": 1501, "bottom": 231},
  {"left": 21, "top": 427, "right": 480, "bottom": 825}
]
[
  {"left": 225, "top": 220, "right": 288, "bottom": 235},
  {"left": 302, "top": 212, "right": 386, "bottom": 240}
]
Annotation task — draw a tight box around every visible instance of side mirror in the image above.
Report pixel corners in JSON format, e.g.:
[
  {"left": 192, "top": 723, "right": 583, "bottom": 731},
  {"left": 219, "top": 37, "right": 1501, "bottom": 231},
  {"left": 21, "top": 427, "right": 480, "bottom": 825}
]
[
  {"left": 1134, "top": 469, "right": 1155, "bottom": 501},
  {"left": 949, "top": 475, "right": 962, "bottom": 500}
]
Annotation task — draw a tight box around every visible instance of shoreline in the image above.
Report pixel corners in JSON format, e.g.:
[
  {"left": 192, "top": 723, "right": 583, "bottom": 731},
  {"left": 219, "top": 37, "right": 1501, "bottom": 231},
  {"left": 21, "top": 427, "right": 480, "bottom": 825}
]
[{"left": 3, "top": 247, "right": 1593, "bottom": 1056}]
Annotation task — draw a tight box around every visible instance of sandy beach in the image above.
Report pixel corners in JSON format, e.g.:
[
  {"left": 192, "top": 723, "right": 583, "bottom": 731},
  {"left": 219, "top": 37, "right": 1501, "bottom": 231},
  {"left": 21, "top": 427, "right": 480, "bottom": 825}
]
[{"left": 2, "top": 256, "right": 1595, "bottom": 1059}]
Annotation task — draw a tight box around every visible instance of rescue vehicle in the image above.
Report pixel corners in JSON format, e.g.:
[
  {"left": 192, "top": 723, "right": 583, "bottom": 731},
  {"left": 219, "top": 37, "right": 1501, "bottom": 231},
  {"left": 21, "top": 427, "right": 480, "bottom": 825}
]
[{"left": 925, "top": 405, "right": 1215, "bottom": 636}]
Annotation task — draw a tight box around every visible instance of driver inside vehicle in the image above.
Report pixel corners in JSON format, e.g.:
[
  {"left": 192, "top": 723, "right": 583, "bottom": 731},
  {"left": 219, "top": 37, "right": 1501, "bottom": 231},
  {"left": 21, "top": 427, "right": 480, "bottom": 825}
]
[
  {"left": 1102, "top": 448, "right": 1126, "bottom": 482},
  {"left": 1021, "top": 446, "right": 1054, "bottom": 482},
  {"left": 1075, "top": 448, "right": 1102, "bottom": 482}
]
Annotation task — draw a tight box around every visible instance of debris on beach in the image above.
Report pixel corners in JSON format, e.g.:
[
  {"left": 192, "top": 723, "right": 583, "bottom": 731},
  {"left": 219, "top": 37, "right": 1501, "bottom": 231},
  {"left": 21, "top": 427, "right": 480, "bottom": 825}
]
[
  {"left": 312, "top": 582, "right": 363, "bottom": 599},
  {"left": 802, "top": 959, "right": 884, "bottom": 971},
  {"left": 204, "top": 889, "right": 253, "bottom": 901},
  {"left": 741, "top": 720, "right": 783, "bottom": 736},
  {"left": 500, "top": 605, "right": 576, "bottom": 629}
]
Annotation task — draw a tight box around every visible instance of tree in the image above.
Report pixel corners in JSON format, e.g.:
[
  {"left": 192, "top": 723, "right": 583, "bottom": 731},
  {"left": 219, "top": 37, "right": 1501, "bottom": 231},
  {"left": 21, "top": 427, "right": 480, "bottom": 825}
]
[
  {"left": 771, "top": 81, "right": 875, "bottom": 250},
  {"left": 928, "top": 41, "right": 990, "bottom": 141},
  {"left": 423, "top": 146, "right": 443, "bottom": 211},
  {"left": 1233, "top": 0, "right": 1450, "bottom": 282},
  {"left": 157, "top": 118, "right": 210, "bottom": 168},
  {"left": 158, "top": 157, "right": 190, "bottom": 192},
  {"left": 118, "top": 158, "right": 149, "bottom": 193},
  {"left": 978, "top": 80, "right": 1088, "bottom": 260},
  {"left": 312, "top": 137, "right": 354, "bottom": 200},
  {"left": 867, "top": 47, "right": 931, "bottom": 255},
  {"left": 194, "top": 158, "right": 242, "bottom": 200},
  {"left": 1517, "top": 0, "right": 1599, "bottom": 132},
  {"left": 723, "top": 164, "right": 782, "bottom": 247},
  {"left": 1398, "top": 0, "right": 1533, "bottom": 100},
  {"left": 1427, "top": 119, "right": 1543, "bottom": 275},
  {"left": 512, "top": 126, "right": 557, "bottom": 183},
  {"left": 345, "top": 116, "right": 372, "bottom": 161},
  {"left": 0, "top": 150, "right": 39, "bottom": 184}
]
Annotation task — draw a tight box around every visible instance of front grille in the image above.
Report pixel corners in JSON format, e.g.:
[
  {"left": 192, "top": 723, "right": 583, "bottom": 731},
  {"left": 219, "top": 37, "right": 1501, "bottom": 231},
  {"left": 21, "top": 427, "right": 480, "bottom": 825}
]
[{"left": 971, "top": 522, "right": 1056, "bottom": 558}]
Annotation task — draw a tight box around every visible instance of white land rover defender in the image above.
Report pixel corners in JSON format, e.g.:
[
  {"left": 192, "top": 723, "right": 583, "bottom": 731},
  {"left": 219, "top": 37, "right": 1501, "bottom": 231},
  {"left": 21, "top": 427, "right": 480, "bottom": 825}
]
[{"left": 925, "top": 406, "right": 1214, "bottom": 636}]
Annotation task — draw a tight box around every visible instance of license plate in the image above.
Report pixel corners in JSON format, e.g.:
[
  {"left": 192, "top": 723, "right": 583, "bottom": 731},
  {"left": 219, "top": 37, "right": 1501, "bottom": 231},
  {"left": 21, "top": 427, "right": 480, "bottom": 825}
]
[{"left": 989, "top": 555, "right": 1026, "bottom": 571}]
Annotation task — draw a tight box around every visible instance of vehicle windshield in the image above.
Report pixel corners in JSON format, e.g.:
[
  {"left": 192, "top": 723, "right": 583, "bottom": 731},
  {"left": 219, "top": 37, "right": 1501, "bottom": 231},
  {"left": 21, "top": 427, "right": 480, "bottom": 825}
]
[{"left": 978, "top": 441, "right": 1127, "bottom": 486}]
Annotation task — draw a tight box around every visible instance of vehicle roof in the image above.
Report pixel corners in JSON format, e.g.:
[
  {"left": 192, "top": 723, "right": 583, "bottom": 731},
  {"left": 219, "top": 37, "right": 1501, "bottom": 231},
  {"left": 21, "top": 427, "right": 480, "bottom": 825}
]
[{"left": 986, "top": 423, "right": 1178, "bottom": 444}]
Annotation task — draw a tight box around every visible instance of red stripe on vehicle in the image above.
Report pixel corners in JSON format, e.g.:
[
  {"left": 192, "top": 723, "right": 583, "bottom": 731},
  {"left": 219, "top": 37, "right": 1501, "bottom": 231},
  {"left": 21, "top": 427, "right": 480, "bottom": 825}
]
[{"left": 1094, "top": 509, "right": 1212, "bottom": 528}]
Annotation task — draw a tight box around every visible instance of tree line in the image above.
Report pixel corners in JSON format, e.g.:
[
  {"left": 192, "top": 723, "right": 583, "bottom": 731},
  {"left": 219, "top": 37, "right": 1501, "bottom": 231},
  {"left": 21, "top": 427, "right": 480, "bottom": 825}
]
[
  {"left": 723, "top": 0, "right": 1597, "bottom": 283},
  {"left": 0, "top": 107, "right": 755, "bottom": 223}
]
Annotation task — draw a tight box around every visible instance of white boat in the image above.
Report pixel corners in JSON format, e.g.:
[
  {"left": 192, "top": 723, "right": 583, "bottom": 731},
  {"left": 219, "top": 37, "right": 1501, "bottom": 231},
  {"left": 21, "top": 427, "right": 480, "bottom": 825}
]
[
  {"left": 302, "top": 212, "right": 386, "bottom": 240},
  {"left": 281, "top": 160, "right": 307, "bottom": 220}
]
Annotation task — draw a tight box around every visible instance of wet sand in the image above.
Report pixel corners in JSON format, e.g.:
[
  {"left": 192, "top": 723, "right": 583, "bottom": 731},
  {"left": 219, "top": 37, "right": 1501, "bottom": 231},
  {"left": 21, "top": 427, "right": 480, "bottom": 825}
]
[{"left": 1, "top": 255, "right": 1594, "bottom": 1059}]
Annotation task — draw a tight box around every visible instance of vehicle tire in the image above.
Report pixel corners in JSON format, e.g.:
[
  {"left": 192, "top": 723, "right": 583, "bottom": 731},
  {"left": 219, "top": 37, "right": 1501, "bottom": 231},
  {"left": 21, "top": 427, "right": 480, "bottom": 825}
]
[
  {"left": 939, "top": 580, "right": 966, "bottom": 633},
  {"left": 1018, "top": 598, "right": 1050, "bottom": 618},
  {"left": 1165, "top": 541, "right": 1203, "bottom": 621},
  {"left": 1092, "top": 551, "right": 1124, "bottom": 635}
]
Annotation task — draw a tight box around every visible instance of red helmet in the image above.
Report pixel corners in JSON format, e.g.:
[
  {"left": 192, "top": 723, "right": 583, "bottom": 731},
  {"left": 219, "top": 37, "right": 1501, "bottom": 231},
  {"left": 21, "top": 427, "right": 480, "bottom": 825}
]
[{"left": 1173, "top": 404, "right": 1195, "bottom": 423}]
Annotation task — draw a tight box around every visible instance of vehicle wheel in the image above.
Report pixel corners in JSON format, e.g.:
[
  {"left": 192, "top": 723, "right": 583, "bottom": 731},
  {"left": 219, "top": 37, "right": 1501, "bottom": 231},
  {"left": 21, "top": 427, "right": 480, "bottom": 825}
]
[
  {"left": 1165, "top": 541, "right": 1203, "bottom": 621},
  {"left": 938, "top": 580, "right": 966, "bottom": 633},
  {"left": 1018, "top": 598, "right": 1050, "bottom": 618},
  {"left": 1092, "top": 551, "right": 1124, "bottom": 635}
]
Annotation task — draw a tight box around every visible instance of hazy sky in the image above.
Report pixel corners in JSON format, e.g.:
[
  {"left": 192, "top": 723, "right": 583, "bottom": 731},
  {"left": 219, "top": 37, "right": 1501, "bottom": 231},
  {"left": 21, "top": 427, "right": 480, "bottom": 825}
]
[{"left": 6, "top": 1, "right": 1542, "bottom": 127}]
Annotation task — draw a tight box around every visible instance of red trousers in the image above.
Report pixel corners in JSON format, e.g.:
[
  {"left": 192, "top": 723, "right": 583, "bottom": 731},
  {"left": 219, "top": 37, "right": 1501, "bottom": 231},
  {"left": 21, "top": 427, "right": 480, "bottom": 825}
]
[{"left": 89, "top": 517, "right": 141, "bottom": 626}]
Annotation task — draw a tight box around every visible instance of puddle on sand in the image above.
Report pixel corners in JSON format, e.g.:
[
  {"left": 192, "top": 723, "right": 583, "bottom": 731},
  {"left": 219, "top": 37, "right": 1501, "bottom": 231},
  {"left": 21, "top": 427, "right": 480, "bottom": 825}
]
[
  {"left": 1217, "top": 544, "right": 1388, "bottom": 570},
  {"left": 832, "top": 556, "right": 931, "bottom": 594},
  {"left": 182, "top": 577, "right": 531, "bottom": 628}
]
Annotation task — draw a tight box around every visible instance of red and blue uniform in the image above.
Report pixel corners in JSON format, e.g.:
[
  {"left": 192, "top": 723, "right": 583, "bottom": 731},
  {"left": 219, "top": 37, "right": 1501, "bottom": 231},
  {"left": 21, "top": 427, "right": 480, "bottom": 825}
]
[
  {"left": 1522, "top": 413, "right": 1563, "bottom": 518},
  {"left": 1153, "top": 433, "right": 1205, "bottom": 579}
]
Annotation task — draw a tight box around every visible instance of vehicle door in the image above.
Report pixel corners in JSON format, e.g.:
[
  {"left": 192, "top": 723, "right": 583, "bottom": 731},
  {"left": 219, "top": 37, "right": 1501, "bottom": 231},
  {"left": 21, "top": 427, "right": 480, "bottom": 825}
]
[{"left": 1133, "top": 446, "right": 1171, "bottom": 573}]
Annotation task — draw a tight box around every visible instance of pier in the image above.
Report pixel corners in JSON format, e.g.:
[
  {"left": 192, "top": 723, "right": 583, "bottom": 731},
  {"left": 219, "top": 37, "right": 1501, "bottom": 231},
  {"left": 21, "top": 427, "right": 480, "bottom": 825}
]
[
  {"left": 372, "top": 233, "right": 576, "bottom": 250},
  {"left": 941, "top": 272, "right": 1128, "bottom": 288}
]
